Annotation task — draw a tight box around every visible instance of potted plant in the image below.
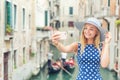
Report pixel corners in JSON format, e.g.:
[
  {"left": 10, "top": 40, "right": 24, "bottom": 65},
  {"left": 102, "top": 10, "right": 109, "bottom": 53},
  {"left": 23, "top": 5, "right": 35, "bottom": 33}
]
[{"left": 6, "top": 24, "right": 13, "bottom": 35}]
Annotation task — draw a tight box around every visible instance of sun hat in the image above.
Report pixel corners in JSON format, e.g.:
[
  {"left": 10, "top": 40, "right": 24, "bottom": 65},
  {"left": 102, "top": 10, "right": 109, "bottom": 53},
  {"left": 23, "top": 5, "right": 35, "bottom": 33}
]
[{"left": 74, "top": 17, "right": 107, "bottom": 42}]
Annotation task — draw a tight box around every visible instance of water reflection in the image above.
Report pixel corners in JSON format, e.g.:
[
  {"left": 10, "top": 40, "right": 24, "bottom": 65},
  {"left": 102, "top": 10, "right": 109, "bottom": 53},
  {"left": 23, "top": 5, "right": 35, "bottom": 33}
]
[
  {"left": 62, "top": 71, "right": 72, "bottom": 80},
  {"left": 47, "top": 73, "right": 59, "bottom": 80}
]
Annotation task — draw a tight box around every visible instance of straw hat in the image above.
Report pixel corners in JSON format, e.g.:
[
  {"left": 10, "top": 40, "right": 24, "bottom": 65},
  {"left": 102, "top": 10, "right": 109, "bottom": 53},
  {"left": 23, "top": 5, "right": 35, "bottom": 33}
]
[{"left": 74, "top": 17, "right": 107, "bottom": 42}]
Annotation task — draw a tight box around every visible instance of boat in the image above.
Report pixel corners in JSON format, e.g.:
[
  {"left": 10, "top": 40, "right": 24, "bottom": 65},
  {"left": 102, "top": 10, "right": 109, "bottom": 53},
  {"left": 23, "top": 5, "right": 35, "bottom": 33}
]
[
  {"left": 62, "top": 56, "right": 75, "bottom": 71},
  {"left": 48, "top": 60, "right": 61, "bottom": 74}
]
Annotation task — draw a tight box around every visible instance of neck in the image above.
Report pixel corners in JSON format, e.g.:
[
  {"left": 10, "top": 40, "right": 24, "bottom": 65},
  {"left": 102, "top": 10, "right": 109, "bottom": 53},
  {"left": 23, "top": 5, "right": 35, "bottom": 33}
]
[{"left": 87, "top": 39, "right": 94, "bottom": 44}]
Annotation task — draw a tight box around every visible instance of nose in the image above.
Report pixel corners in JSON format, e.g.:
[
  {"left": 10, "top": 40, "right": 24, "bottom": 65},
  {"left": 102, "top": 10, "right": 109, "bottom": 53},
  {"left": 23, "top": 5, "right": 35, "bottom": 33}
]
[{"left": 85, "top": 29, "right": 90, "bottom": 33}]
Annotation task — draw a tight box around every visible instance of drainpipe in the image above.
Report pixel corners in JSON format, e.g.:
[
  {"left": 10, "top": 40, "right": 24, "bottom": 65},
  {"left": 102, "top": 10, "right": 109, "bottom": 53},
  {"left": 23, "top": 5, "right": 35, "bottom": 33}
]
[
  {"left": 10, "top": 0, "right": 14, "bottom": 79},
  {"left": 10, "top": 38, "right": 13, "bottom": 80}
]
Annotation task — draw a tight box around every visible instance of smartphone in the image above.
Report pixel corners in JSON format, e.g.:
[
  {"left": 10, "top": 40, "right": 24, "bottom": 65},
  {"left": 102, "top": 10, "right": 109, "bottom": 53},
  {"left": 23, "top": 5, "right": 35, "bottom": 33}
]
[{"left": 59, "top": 32, "right": 67, "bottom": 40}]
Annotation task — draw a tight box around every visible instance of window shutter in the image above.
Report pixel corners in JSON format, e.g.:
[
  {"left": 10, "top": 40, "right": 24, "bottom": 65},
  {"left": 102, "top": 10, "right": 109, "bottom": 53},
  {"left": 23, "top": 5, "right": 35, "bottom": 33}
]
[{"left": 6, "top": 1, "right": 12, "bottom": 26}]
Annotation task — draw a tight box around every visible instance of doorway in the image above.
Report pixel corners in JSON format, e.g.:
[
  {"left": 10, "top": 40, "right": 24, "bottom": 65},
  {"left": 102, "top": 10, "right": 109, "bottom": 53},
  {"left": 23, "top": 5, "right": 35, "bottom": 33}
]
[{"left": 4, "top": 52, "right": 9, "bottom": 80}]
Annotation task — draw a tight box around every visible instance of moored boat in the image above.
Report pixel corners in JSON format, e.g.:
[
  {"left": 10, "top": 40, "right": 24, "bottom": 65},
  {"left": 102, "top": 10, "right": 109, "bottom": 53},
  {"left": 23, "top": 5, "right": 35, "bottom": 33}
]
[
  {"left": 62, "top": 56, "right": 75, "bottom": 71},
  {"left": 48, "top": 60, "right": 61, "bottom": 74}
]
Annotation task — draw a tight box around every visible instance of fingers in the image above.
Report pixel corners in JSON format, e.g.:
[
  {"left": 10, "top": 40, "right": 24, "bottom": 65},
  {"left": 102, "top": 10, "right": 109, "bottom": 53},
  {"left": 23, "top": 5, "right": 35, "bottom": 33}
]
[
  {"left": 104, "top": 32, "right": 112, "bottom": 44},
  {"left": 52, "top": 33, "right": 61, "bottom": 40},
  {"left": 51, "top": 32, "right": 61, "bottom": 45},
  {"left": 105, "top": 32, "right": 112, "bottom": 39},
  {"left": 52, "top": 35, "right": 60, "bottom": 40}
]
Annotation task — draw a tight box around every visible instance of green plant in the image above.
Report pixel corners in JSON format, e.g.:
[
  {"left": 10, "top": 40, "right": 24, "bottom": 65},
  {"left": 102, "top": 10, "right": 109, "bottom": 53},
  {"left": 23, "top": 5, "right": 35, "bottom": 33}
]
[
  {"left": 6, "top": 24, "right": 12, "bottom": 34},
  {"left": 30, "top": 52, "right": 35, "bottom": 57},
  {"left": 115, "top": 20, "right": 120, "bottom": 26}
]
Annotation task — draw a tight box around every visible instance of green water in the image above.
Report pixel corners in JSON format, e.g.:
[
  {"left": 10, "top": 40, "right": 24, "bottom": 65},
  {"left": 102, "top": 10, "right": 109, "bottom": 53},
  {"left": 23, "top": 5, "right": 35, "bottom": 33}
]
[
  {"left": 30, "top": 65, "right": 118, "bottom": 80},
  {"left": 30, "top": 45, "right": 118, "bottom": 80}
]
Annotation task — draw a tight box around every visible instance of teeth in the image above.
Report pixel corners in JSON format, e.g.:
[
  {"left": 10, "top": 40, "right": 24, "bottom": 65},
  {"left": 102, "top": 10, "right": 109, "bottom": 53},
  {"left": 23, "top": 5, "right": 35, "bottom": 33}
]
[{"left": 85, "top": 33, "right": 90, "bottom": 36}]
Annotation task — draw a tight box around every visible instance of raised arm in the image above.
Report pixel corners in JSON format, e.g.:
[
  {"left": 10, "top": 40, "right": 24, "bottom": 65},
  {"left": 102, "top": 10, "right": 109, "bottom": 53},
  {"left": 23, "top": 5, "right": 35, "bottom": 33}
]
[
  {"left": 55, "top": 42, "right": 78, "bottom": 53},
  {"left": 51, "top": 31, "right": 78, "bottom": 53},
  {"left": 100, "top": 32, "right": 112, "bottom": 68}
]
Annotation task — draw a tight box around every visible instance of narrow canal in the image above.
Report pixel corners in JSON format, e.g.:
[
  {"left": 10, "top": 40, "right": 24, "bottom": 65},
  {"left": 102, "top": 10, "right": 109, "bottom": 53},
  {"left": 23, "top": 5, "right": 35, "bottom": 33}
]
[{"left": 30, "top": 45, "right": 118, "bottom": 80}]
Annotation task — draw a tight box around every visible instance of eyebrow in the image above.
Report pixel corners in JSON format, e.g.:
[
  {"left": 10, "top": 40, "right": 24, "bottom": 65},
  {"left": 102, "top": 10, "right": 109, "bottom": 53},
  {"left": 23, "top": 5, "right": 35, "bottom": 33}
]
[
  {"left": 84, "top": 26, "right": 98, "bottom": 31},
  {"left": 84, "top": 25, "right": 95, "bottom": 29}
]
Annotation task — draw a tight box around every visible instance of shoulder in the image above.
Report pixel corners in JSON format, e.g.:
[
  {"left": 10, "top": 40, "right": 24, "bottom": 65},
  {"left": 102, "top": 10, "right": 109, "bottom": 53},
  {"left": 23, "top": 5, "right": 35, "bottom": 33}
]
[{"left": 70, "top": 42, "right": 79, "bottom": 53}]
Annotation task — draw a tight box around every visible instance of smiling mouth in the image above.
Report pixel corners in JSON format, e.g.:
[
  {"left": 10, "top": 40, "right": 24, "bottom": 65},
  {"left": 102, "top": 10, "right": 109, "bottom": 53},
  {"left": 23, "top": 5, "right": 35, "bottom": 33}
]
[{"left": 85, "top": 33, "right": 91, "bottom": 37}]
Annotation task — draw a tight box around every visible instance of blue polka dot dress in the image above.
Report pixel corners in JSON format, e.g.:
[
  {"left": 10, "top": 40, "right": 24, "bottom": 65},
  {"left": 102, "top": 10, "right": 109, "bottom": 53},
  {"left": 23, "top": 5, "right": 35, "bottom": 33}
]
[{"left": 76, "top": 43, "right": 102, "bottom": 80}]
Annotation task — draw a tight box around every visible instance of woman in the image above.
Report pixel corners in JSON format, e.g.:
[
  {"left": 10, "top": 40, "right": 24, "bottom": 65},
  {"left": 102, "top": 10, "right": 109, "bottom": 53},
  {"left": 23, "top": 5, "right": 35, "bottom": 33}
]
[{"left": 52, "top": 17, "right": 112, "bottom": 80}]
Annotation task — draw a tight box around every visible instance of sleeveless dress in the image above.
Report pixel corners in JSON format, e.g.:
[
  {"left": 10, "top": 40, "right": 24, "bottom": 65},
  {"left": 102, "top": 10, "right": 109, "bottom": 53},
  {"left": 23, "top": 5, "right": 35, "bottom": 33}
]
[{"left": 76, "top": 43, "right": 103, "bottom": 80}]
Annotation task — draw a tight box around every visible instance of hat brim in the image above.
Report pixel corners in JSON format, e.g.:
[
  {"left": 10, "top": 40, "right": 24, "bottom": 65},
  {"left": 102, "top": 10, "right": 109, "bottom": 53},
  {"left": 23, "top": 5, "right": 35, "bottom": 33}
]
[
  {"left": 74, "top": 22, "right": 107, "bottom": 42},
  {"left": 74, "top": 22, "right": 85, "bottom": 31}
]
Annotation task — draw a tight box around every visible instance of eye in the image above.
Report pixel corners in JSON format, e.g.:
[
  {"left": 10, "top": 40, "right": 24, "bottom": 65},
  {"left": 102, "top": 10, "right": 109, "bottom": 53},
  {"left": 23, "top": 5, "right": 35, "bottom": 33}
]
[
  {"left": 84, "top": 27, "right": 87, "bottom": 30},
  {"left": 90, "top": 28, "right": 94, "bottom": 31}
]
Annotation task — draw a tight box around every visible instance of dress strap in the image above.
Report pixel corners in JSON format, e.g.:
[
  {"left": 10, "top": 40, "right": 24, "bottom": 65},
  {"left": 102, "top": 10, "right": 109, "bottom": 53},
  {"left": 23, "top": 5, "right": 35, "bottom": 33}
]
[{"left": 77, "top": 43, "right": 81, "bottom": 55}]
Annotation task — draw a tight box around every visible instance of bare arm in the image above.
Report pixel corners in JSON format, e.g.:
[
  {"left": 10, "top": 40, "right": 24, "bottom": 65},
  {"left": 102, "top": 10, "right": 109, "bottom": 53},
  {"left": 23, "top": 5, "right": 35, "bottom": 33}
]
[
  {"left": 100, "top": 43, "right": 110, "bottom": 68},
  {"left": 55, "top": 42, "right": 78, "bottom": 53},
  {"left": 51, "top": 31, "right": 78, "bottom": 54},
  {"left": 100, "top": 32, "right": 112, "bottom": 68}
]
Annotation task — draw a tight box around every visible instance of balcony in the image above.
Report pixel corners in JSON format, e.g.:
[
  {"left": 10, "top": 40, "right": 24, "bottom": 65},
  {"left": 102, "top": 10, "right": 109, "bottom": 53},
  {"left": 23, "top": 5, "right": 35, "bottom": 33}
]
[
  {"left": 53, "top": 16, "right": 60, "bottom": 21},
  {"left": 4, "top": 24, "right": 13, "bottom": 41},
  {"left": 36, "top": 27, "right": 53, "bottom": 42},
  {"left": 4, "top": 35, "right": 13, "bottom": 41},
  {"left": 53, "top": 0, "right": 60, "bottom": 7}
]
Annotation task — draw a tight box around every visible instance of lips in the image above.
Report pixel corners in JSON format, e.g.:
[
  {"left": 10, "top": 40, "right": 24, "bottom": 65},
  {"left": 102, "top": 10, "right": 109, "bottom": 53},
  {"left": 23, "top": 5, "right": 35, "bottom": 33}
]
[{"left": 84, "top": 33, "right": 91, "bottom": 37}]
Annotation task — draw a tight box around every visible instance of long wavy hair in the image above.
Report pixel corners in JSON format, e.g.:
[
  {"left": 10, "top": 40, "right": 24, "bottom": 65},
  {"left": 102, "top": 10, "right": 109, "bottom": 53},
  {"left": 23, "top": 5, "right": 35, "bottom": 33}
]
[{"left": 80, "top": 25, "right": 100, "bottom": 53}]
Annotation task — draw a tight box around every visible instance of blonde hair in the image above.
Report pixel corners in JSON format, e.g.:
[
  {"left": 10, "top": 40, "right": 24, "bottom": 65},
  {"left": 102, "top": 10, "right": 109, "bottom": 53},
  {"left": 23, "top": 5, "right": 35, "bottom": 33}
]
[{"left": 80, "top": 26, "right": 100, "bottom": 53}]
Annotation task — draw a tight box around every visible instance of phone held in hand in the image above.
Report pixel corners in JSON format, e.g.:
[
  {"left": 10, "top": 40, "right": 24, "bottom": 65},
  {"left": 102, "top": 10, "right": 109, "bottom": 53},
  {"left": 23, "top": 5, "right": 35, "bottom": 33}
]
[{"left": 59, "top": 32, "right": 67, "bottom": 40}]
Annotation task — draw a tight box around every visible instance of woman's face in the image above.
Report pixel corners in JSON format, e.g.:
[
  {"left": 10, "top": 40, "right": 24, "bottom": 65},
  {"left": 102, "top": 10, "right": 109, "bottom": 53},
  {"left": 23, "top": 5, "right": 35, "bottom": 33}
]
[{"left": 83, "top": 23, "right": 98, "bottom": 40}]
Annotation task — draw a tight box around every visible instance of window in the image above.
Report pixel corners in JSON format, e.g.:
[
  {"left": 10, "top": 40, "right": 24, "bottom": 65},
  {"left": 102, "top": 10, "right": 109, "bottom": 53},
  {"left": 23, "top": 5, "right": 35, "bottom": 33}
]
[
  {"left": 115, "top": 20, "right": 120, "bottom": 40},
  {"left": 62, "top": 22, "right": 64, "bottom": 27},
  {"left": 29, "top": 46, "right": 31, "bottom": 59},
  {"left": 68, "top": 21, "right": 74, "bottom": 27},
  {"left": 5, "top": 1, "right": 13, "bottom": 35},
  {"left": 23, "top": 47, "right": 25, "bottom": 64},
  {"left": 69, "top": 7, "right": 73, "bottom": 15},
  {"left": 28, "top": 15, "right": 31, "bottom": 29},
  {"left": 45, "top": 11, "right": 48, "bottom": 26},
  {"left": 14, "top": 5, "right": 17, "bottom": 28},
  {"left": 49, "top": 1, "right": 51, "bottom": 7},
  {"left": 108, "top": 0, "right": 110, "bottom": 7},
  {"left": 13, "top": 50, "right": 17, "bottom": 69},
  {"left": 117, "top": 27, "right": 120, "bottom": 40},
  {"left": 22, "top": 8, "right": 25, "bottom": 29},
  {"left": 55, "top": 21, "right": 60, "bottom": 29},
  {"left": 5, "top": 1, "right": 12, "bottom": 26}
]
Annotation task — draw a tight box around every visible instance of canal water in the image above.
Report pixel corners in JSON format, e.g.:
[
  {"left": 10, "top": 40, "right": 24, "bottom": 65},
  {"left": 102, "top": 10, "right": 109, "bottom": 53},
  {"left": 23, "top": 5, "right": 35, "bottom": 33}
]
[{"left": 30, "top": 45, "right": 118, "bottom": 80}]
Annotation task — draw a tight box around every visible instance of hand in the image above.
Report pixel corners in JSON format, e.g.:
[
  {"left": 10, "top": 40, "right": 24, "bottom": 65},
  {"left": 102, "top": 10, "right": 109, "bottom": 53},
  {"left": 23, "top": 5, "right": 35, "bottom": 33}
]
[
  {"left": 104, "top": 32, "right": 112, "bottom": 44},
  {"left": 51, "top": 31, "right": 61, "bottom": 46}
]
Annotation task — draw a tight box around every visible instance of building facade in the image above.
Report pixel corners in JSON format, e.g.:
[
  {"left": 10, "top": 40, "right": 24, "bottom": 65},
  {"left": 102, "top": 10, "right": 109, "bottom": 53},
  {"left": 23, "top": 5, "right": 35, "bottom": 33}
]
[
  {"left": 0, "top": 0, "right": 36, "bottom": 80},
  {"left": 35, "top": 0, "right": 52, "bottom": 70},
  {"left": 48, "top": 0, "right": 80, "bottom": 45}
]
